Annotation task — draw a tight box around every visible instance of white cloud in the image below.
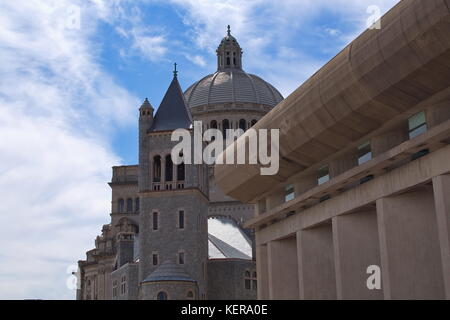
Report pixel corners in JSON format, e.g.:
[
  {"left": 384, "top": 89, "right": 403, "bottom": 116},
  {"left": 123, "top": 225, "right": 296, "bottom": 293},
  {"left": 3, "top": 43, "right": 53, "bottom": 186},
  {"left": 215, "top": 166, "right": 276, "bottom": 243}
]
[
  {"left": 0, "top": 0, "right": 139, "bottom": 299},
  {"left": 170, "top": 0, "right": 400, "bottom": 96}
]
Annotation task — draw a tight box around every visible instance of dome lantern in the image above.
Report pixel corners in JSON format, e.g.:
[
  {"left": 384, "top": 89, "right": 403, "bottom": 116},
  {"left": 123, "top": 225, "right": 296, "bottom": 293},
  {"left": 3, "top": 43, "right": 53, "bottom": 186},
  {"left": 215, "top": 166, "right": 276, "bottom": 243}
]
[{"left": 216, "top": 25, "right": 243, "bottom": 71}]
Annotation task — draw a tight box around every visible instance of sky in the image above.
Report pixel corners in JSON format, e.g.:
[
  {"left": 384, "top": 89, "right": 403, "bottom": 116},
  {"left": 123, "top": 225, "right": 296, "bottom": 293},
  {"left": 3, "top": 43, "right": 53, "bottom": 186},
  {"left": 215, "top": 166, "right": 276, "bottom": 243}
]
[{"left": 0, "top": 0, "right": 400, "bottom": 299}]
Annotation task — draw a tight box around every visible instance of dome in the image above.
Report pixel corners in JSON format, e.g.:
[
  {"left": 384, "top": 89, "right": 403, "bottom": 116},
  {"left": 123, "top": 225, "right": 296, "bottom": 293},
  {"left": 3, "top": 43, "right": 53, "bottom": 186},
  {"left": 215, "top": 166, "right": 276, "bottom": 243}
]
[
  {"left": 184, "top": 70, "right": 284, "bottom": 108},
  {"left": 142, "top": 260, "right": 196, "bottom": 283},
  {"left": 184, "top": 25, "right": 283, "bottom": 109}
]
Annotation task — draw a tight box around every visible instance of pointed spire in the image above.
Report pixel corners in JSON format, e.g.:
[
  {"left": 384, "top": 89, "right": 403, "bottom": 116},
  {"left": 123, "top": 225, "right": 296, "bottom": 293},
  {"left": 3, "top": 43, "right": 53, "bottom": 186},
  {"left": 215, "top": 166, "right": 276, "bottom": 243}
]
[
  {"left": 150, "top": 73, "right": 192, "bottom": 132},
  {"left": 140, "top": 97, "right": 154, "bottom": 110}
]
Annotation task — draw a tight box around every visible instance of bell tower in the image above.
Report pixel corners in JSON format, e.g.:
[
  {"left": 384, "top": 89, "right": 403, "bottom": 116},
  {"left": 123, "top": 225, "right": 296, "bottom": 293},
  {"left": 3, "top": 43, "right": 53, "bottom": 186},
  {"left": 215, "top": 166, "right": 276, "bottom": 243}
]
[{"left": 216, "top": 25, "right": 243, "bottom": 71}]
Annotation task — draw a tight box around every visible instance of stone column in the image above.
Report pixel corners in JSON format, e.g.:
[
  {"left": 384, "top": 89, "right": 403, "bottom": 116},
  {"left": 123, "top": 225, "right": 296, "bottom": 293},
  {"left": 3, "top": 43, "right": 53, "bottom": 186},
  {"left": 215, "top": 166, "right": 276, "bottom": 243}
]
[
  {"left": 432, "top": 175, "right": 450, "bottom": 299},
  {"left": 267, "top": 237, "right": 299, "bottom": 299},
  {"left": 377, "top": 187, "right": 445, "bottom": 299},
  {"left": 332, "top": 210, "right": 383, "bottom": 300},
  {"left": 297, "top": 225, "right": 336, "bottom": 300}
]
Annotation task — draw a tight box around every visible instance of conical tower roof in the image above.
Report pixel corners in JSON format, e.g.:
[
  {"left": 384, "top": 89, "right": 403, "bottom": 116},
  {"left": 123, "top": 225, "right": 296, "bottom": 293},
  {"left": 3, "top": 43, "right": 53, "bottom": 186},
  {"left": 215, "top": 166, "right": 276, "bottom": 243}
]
[{"left": 150, "top": 67, "right": 192, "bottom": 132}]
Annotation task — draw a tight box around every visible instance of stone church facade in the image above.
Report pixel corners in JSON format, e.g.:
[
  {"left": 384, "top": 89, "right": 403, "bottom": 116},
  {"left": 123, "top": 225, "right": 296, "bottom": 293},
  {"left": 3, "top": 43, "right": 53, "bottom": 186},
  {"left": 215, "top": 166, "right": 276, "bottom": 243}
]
[{"left": 77, "top": 27, "right": 283, "bottom": 300}]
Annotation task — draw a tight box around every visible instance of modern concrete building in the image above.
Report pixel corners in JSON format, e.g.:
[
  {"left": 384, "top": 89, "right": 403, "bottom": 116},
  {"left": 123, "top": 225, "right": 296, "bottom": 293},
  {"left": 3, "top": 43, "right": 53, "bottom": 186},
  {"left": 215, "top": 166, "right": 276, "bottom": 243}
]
[
  {"left": 215, "top": 0, "right": 450, "bottom": 300},
  {"left": 77, "top": 27, "right": 283, "bottom": 300}
]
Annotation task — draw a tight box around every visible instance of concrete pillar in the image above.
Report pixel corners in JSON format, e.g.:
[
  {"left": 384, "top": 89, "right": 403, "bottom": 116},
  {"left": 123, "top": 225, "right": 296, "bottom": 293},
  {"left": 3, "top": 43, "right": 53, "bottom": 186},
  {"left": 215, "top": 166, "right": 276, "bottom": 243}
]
[
  {"left": 267, "top": 237, "right": 299, "bottom": 299},
  {"left": 332, "top": 210, "right": 383, "bottom": 300},
  {"left": 297, "top": 225, "right": 336, "bottom": 300},
  {"left": 256, "top": 244, "right": 269, "bottom": 300},
  {"left": 377, "top": 187, "right": 445, "bottom": 299},
  {"left": 432, "top": 175, "right": 450, "bottom": 299}
]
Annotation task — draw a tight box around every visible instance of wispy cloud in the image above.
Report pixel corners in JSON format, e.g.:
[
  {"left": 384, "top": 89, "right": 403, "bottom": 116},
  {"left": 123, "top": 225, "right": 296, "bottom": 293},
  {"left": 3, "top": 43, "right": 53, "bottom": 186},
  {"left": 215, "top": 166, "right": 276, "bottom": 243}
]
[{"left": 0, "top": 0, "right": 139, "bottom": 299}]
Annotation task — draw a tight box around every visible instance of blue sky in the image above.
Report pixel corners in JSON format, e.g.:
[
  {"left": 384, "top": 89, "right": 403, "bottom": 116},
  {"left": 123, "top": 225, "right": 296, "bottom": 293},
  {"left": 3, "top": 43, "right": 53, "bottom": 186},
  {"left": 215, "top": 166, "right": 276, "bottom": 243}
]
[{"left": 0, "top": 0, "right": 399, "bottom": 299}]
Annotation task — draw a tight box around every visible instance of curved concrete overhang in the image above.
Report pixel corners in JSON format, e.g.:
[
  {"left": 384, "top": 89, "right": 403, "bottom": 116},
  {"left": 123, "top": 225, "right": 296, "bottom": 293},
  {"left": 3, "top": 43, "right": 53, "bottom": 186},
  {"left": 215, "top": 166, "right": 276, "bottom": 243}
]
[{"left": 215, "top": 0, "right": 450, "bottom": 203}]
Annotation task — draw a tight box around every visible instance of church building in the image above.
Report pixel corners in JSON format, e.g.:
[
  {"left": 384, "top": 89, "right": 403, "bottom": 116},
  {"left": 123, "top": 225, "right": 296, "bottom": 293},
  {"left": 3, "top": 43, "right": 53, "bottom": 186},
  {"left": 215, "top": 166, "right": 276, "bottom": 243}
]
[{"left": 77, "top": 27, "right": 284, "bottom": 300}]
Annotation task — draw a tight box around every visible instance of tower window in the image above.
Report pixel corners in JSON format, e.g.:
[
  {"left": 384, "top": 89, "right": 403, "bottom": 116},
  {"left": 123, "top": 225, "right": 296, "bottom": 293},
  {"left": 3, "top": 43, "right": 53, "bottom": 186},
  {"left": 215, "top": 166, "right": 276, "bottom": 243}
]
[
  {"left": 153, "top": 156, "right": 161, "bottom": 182},
  {"left": 135, "top": 198, "right": 140, "bottom": 212},
  {"left": 179, "top": 210, "right": 185, "bottom": 229},
  {"left": 226, "top": 57, "right": 230, "bottom": 65},
  {"left": 178, "top": 252, "right": 185, "bottom": 265},
  {"left": 118, "top": 199, "right": 124, "bottom": 213},
  {"left": 177, "top": 162, "right": 185, "bottom": 181},
  {"left": 165, "top": 155, "right": 173, "bottom": 182},
  {"left": 157, "top": 291, "right": 168, "bottom": 300},
  {"left": 126, "top": 198, "right": 133, "bottom": 212},
  {"left": 408, "top": 111, "right": 427, "bottom": 139},
  {"left": 153, "top": 212, "right": 159, "bottom": 231},
  {"left": 152, "top": 253, "right": 158, "bottom": 266}
]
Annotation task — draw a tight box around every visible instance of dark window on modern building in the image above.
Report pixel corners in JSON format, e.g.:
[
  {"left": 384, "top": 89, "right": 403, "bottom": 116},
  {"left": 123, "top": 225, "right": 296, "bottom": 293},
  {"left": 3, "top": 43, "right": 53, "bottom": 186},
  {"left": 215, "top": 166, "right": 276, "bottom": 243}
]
[
  {"left": 285, "top": 184, "right": 295, "bottom": 202},
  {"left": 157, "top": 291, "right": 168, "bottom": 300},
  {"left": 153, "top": 155, "right": 161, "bottom": 182},
  {"left": 165, "top": 155, "right": 173, "bottom": 181},
  {"left": 318, "top": 165, "right": 330, "bottom": 185},
  {"left": 153, "top": 212, "right": 158, "bottom": 231},
  {"left": 126, "top": 198, "right": 133, "bottom": 212},
  {"left": 358, "top": 141, "right": 372, "bottom": 165},
  {"left": 179, "top": 210, "right": 185, "bottom": 229},
  {"left": 408, "top": 111, "right": 427, "bottom": 139}
]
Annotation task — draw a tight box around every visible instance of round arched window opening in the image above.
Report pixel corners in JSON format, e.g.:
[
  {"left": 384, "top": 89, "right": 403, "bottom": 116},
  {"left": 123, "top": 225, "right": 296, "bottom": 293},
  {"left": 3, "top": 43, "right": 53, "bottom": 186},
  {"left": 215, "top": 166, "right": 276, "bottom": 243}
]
[{"left": 157, "top": 291, "right": 168, "bottom": 300}]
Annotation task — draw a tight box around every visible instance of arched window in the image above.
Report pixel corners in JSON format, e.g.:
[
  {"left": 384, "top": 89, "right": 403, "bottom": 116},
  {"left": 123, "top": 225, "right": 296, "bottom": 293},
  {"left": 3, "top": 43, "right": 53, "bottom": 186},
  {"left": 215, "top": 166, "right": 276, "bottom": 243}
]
[
  {"left": 250, "top": 119, "right": 258, "bottom": 127},
  {"left": 210, "top": 120, "right": 217, "bottom": 129},
  {"left": 222, "top": 119, "right": 230, "bottom": 137},
  {"left": 177, "top": 162, "right": 185, "bottom": 181},
  {"left": 135, "top": 198, "right": 140, "bottom": 212},
  {"left": 126, "top": 198, "right": 133, "bottom": 213},
  {"left": 153, "top": 156, "right": 161, "bottom": 182},
  {"left": 239, "top": 119, "right": 247, "bottom": 131},
  {"left": 187, "top": 291, "right": 194, "bottom": 299},
  {"left": 227, "top": 57, "right": 230, "bottom": 65},
  {"left": 118, "top": 199, "right": 125, "bottom": 213},
  {"left": 157, "top": 291, "right": 168, "bottom": 300},
  {"left": 165, "top": 155, "right": 173, "bottom": 182}
]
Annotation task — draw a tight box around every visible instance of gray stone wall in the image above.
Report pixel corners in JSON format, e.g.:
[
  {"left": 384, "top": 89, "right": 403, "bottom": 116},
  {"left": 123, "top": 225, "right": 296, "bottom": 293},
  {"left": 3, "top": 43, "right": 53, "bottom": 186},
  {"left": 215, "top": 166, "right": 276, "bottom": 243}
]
[
  {"left": 139, "top": 192, "right": 209, "bottom": 298},
  {"left": 207, "top": 259, "right": 257, "bottom": 300},
  {"left": 111, "top": 263, "right": 139, "bottom": 300}
]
